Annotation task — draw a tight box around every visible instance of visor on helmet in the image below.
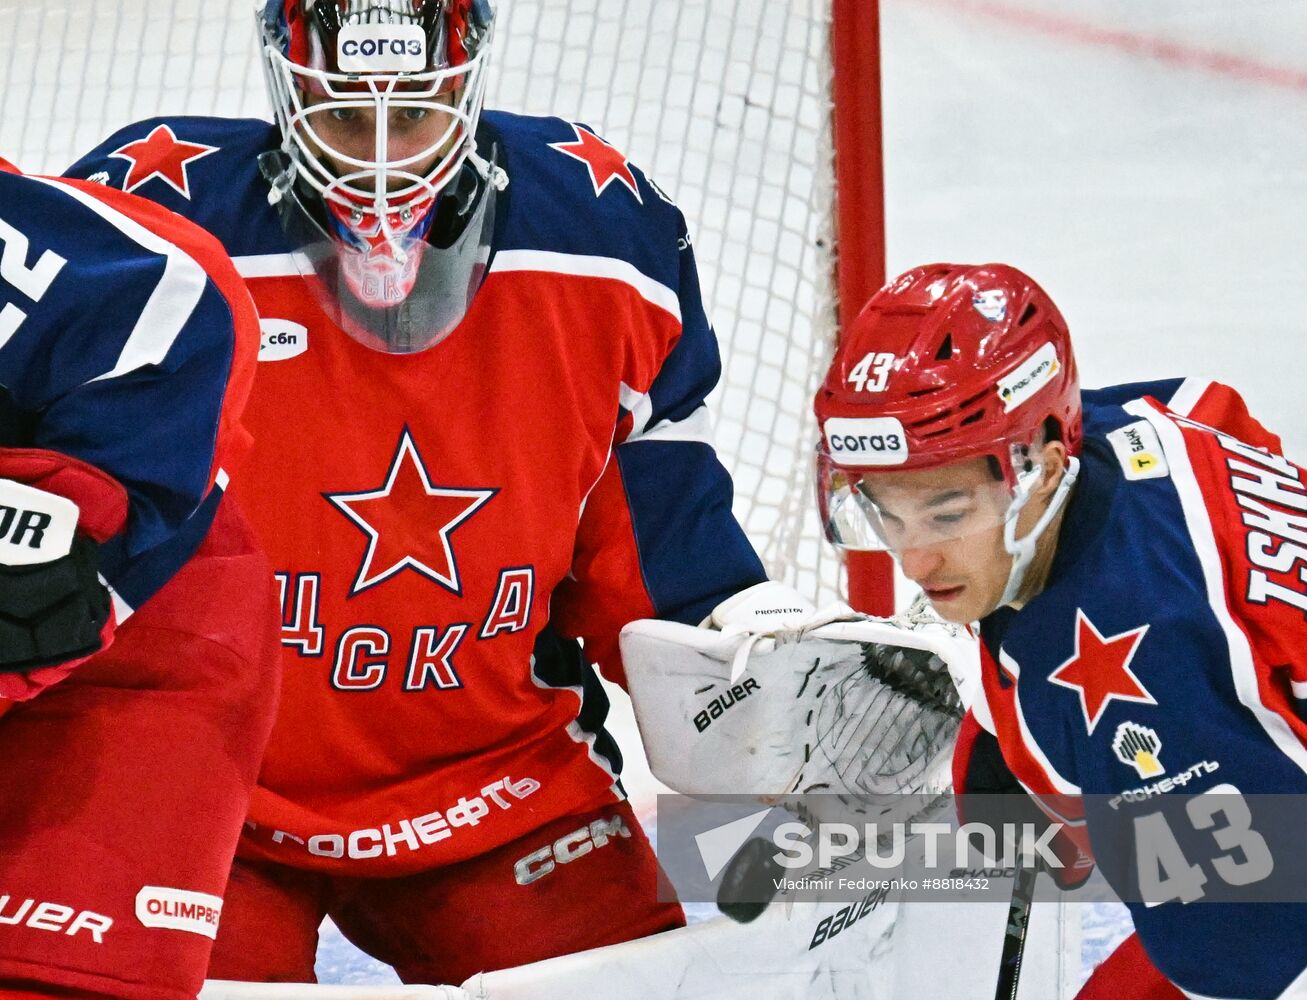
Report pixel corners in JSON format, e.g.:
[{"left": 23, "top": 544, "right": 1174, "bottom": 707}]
[
  {"left": 260, "top": 145, "right": 501, "bottom": 354},
  {"left": 258, "top": 1, "right": 496, "bottom": 319},
  {"left": 816, "top": 443, "right": 1043, "bottom": 554}
]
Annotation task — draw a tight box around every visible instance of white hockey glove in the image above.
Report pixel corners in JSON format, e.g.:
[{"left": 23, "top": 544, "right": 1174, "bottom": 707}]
[{"left": 620, "top": 582, "right": 974, "bottom": 802}]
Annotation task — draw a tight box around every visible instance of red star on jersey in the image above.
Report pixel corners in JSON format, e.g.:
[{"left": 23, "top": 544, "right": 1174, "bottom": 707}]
[
  {"left": 1048, "top": 610, "right": 1156, "bottom": 733},
  {"left": 325, "top": 428, "right": 496, "bottom": 597},
  {"left": 109, "top": 124, "right": 217, "bottom": 200},
  {"left": 548, "top": 124, "right": 643, "bottom": 202}
]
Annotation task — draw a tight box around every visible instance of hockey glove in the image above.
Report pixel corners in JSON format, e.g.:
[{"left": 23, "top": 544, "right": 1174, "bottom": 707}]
[
  {"left": 0, "top": 449, "right": 129, "bottom": 700},
  {"left": 619, "top": 582, "right": 970, "bottom": 801}
]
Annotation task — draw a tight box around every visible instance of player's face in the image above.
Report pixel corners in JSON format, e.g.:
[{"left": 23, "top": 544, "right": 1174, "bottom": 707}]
[
  {"left": 303, "top": 91, "right": 462, "bottom": 192},
  {"left": 863, "top": 458, "right": 1016, "bottom": 623}
]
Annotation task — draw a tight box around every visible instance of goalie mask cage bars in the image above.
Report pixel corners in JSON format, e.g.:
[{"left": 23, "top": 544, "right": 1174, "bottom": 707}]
[{"left": 0, "top": 0, "right": 893, "bottom": 612}]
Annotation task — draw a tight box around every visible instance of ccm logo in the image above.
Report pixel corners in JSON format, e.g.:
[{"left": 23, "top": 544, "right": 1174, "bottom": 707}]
[{"left": 512, "top": 815, "right": 631, "bottom": 885}]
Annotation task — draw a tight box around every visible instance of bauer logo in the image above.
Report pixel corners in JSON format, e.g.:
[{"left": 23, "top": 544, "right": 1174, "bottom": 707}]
[
  {"left": 258, "top": 318, "right": 308, "bottom": 362},
  {"left": 0, "top": 478, "right": 77, "bottom": 565},
  {"left": 997, "top": 342, "right": 1059, "bottom": 413},
  {"left": 135, "top": 887, "right": 223, "bottom": 939},
  {"left": 1107, "top": 420, "right": 1170, "bottom": 481},
  {"left": 823, "top": 417, "right": 909, "bottom": 466},
  {"left": 337, "top": 23, "right": 427, "bottom": 73}
]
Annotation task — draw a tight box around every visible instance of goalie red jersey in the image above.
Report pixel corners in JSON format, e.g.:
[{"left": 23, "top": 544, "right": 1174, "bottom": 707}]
[{"left": 67, "top": 113, "right": 766, "bottom": 880}]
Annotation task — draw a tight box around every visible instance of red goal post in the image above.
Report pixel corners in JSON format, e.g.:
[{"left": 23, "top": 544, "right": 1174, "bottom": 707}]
[{"left": 831, "top": 0, "right": 894, "bottom": 614}]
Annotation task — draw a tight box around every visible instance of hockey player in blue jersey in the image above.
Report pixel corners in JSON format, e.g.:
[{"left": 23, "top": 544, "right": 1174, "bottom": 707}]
[
  {"left": 812, "top": 262, "right": 1307, "bottom": 999},
  {"left": 0, "top": 161, "right": 280, "bottom": 999}
]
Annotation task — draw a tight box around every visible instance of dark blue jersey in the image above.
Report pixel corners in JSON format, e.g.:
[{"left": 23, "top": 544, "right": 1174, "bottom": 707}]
[
  {"left": 0, "top": 164, "right": 258, "bottom": 614},
  {"left": 975, "top": 379, "right": 1307, "bottom": 999}
]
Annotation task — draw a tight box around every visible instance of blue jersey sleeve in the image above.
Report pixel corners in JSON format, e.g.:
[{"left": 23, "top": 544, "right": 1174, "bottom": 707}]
[
  {"left": 998, "top": 405, "right": 1307, "bottom": 999},
  {"left": 0, "top": 172, "right": 252, "bottom": 608},
  {"left": 552, "top": 211, "right": 766, "bottom": 683}
]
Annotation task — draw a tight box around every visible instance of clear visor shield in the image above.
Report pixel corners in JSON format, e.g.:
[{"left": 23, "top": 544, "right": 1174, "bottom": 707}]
[
  {"left": 259, "top": 147, "right": 499, "bottom": 354},
  {"left": 817, "top": 445, "right": 1041, "bottom": 554}
]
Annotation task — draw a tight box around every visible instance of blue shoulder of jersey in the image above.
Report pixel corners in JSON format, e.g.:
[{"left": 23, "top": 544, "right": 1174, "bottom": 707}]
[
  {"left": 66, "top": 112, "right": 693, "bottom": 296},
  {"left": 0, "top": 171, "right": 249, "bottom": 609},
  {"left": 483, "top": 111, "right": 686, "bottom": 295},
  {"left": 63, "top": 116, "right": 286, "bottom": 258},
  {"left": 992, "top": 384, "right": 1307, "bottom": 789},
  {"left": 1081, "top": 379, "right": 1185, "bottom": 435}
]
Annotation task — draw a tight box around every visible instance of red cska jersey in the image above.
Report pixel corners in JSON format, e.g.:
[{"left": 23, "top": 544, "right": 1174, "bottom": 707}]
[{"left": 68, "top": 113, "right": 766, "bottom": 875}]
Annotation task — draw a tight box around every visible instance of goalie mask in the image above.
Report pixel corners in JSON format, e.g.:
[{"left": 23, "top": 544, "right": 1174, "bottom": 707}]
[
  {"left": 258, "top": 0, "right": 500, "bottom": 353},
  {"left": 814, "top": 263, "right": 1083, "bottom": 608}
]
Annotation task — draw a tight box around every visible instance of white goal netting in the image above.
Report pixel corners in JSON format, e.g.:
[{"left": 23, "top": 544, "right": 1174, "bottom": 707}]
[{"left": 1, "top": 0, "right": 852, "bottom": 604}]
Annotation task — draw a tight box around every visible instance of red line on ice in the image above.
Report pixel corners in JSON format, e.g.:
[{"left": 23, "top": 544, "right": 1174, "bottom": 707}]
[{"left": 930, "top": 0, "right": 1307, "bottom": 94}]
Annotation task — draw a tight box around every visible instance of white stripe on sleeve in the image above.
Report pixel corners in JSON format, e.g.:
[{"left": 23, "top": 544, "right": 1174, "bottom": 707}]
[
  {"left": 1165, "top": 377, "right": 1212, "bottom": 418},
  {"left": 32, "top": 178, "right": 208, "bottom": 384},
  {"left": 1126, "top": 398, "right": 1307, "bottom": 777},
  {"left": 491, "top": 249, "right": 682, "bottom": 322}
]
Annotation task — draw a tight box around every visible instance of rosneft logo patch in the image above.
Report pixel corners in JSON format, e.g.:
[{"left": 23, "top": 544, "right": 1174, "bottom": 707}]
[
  {"left": 823, "top": 417, "right": 908, "bottom": 467},
  {"left": 1112, "top": 721, "right": 1164, "bottom": 779},
  {"left": 997, "top": 342, "right": 1059, "bottom": 413},
  {"left": 337, "top": 24, "right": 427, "bottom": 73}
]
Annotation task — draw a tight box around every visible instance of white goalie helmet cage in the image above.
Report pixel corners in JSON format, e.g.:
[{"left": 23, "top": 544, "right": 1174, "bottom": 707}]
[{"left": 257, "top": 0, "right": 502, "bottom": 353}]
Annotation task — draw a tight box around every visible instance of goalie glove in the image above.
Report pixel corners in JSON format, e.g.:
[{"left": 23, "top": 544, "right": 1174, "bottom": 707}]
[
  {"left": 0, "top": 449, "right": 129, "bottom": 701},
  {"left": 619, "top": 582, "right": 973, "bottom": 802}
]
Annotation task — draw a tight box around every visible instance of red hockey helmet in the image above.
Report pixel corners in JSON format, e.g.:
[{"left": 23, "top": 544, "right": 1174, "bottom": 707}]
[{"left": 814, "top": 263, "right": 1082, "bottom": 558}]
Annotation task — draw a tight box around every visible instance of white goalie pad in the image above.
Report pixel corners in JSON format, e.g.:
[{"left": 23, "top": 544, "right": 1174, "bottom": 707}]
[
  {"left": 619, "top": 605, "right": 977, "bottom": 800},
  {"left": 202, "top": 887, "right": 1081, "bottom": 1000}
]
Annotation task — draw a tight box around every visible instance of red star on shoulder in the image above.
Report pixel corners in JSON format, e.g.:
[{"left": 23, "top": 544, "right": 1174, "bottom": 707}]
[
  {"left": 548, "top": 124, "right": 643, "bottom": 202},
  {"left": 326, "top": 428, "right": 496, "bottom": 597},
  {"left": 1048, "top": 609, "right": 1156, "bottom": 733},
  {"left": 109, "top": 124, "right": 218, "bottom": 200}
]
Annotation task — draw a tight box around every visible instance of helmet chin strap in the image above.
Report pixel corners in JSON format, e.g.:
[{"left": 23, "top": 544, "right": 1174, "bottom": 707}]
[{"left": 999, "top": 456, "right": 1080, "bottom": 607}]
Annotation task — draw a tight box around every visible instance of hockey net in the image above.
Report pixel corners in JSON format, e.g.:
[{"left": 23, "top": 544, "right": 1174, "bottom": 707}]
[{"left": 1, "top": 0, "right": 887, "bottom": 609}]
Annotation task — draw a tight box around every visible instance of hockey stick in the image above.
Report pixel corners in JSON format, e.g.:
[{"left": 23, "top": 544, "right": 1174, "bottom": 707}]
[{"left": 993, "top": 864, "right": 1039, "bottom": 1000}]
